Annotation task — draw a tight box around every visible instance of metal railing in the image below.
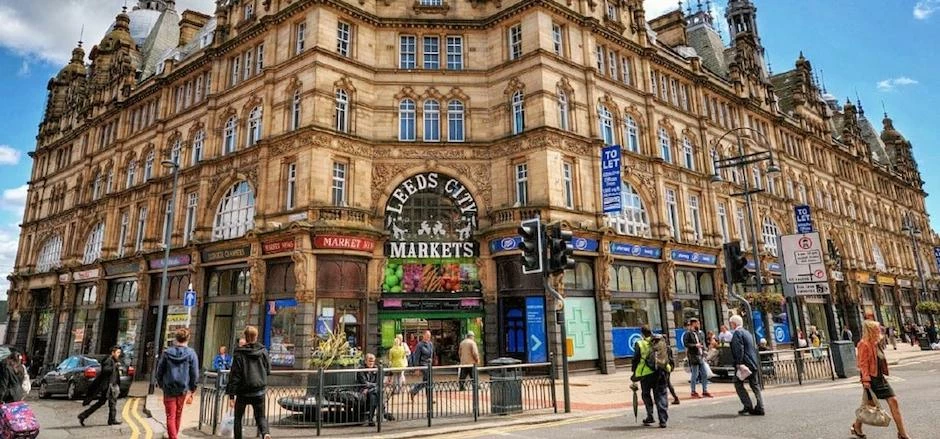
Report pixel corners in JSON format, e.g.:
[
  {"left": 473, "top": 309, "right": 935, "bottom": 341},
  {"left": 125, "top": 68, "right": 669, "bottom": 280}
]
[
  {"left": 198, "top": 361, "right": 556, "bottom": 436},
  {"left": 758, "top": 346, "right": 836, "bottom": 386}
]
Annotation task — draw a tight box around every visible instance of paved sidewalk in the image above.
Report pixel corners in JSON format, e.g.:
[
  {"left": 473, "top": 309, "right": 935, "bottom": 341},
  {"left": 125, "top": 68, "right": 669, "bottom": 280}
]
[{"left": 139, "top": 344, "right": 938, "bottom": 438}]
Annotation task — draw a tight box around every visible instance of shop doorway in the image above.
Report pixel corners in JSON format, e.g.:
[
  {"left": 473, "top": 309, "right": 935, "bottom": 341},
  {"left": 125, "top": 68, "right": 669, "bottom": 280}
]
[{"left": 402, "top": 318, "right": 462, "bottom": 366}]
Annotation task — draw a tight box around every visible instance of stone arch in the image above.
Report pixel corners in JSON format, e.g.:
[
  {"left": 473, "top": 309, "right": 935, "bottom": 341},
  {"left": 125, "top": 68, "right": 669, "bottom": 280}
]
[
  {"left": 619, "top": 173, "right": 660, "bottom": 227},
  {"left": 204, "top": 175, "right": 258, "bottom": 239},
  {"left": 378, "top": 165, "right": 487, "bottom": 219},
  {"left": 217, "top": 107, "right": 239, "bottom": 131}
]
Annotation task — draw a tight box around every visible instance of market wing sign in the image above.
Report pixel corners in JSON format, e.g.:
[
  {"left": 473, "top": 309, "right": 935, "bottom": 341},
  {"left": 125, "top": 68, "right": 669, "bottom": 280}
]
[{"left": 382, "top": 172, "right": 481, "bottom": 294}]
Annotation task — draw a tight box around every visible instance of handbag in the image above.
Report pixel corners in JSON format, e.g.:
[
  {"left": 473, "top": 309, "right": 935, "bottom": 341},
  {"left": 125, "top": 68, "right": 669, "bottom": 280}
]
[
  {"left": 855, "top": 388, "right": 891, "bottom": 427},
  {"left": 702, "top": 360, "right": 716, "bottom": 379}
]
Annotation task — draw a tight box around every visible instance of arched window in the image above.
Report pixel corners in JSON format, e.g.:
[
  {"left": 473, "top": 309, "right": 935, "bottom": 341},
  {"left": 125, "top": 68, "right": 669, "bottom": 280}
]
[
  {"left": 624, "top": 116, "right": 639, "bottom": 153},
  {"left": 247, "top": 106, "right": 262, "bottom": 146},
  {"left": 192, "top": 130, "right": 205, "bottom": 165},
  {"left": 557, "top": 90, "right": 570, "bottom": 131},
  {"left": 171, "top": 139, "right": 182, "bottom": 165},
  {"left": 682, "top": 137, "right": 694, "bottom": 170},
  {"left": 36, "top": 234, "right": 63, "bottom": 272},
  {"left": 126, "top": 160, "right": 137, "bottom": 188},
  {"left": 511, "top": 91, "right": 525, "bottom": 135},
  {"left": 762, "top": 217, "right": 780, "bottom": 256},
  {"left": 143, "top": 150, "right": 154, "bottom": 180},
  {"left": 399, "top": 99, "right": 416, "bottom": 141},
  {"left": 424, "top": 99, "right": 440, "bottom": 141},
  {"left": 223, "top": 116, "right": 237, "bottom": 154},
  {"left": 598, "top": 105, "right": 614, "bottom": 145},
  {"left": 291, "top": 90, "right": 302, "bottom": 130},
  {"left": 447, "top": 100, "right": 464, "bottom": 142},
  {"left": 607, "top": 182, "right": 650, "bottom": 237},
  {"left": 335, "top": 89, "right": 349, "bottom": 133},
  {"left": 213, "top": 181, "right": 256, "bottom": 241},
  {"left": 83, "top": 222, "right": 105, "bottom": 264},
  {"left": 658, "top": 128, "right": 672, "bottom": 163}
]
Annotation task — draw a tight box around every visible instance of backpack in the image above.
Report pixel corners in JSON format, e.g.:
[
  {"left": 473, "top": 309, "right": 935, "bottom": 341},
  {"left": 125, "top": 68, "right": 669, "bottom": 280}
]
[{"left": 644, "top": 335, "right": 670, "bottom": 373}]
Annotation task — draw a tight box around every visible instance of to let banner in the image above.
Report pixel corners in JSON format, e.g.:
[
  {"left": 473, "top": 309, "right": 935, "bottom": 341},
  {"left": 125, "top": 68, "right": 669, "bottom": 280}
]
[{"left": 601, "top": 145, "right": 622, "bottom": 214}]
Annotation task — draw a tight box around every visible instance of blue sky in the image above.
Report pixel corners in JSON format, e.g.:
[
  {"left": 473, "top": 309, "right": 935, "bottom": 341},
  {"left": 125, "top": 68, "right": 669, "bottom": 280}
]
[{"left": 0, "top": 0, "right": 936, "bottom": 295}]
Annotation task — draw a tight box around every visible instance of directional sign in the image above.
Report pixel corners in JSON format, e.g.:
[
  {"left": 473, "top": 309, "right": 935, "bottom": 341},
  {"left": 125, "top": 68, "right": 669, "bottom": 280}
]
[
  {"left": 780, "top": 232, "right": 828, "bottom": 284},
  {"left": 600, "top": 145, "right": 622, "bottom": 214},
  {"left": 794, "top": 205, "right": 813, "bottom": 234},
  {"left": 793, "top": 283, "right": 830, "bottom": 296},
  {"left": 183, "top": 289, "right": 197, "bottom": 308},
  {"left": 526, "top": 297, "right": 547, "bottom": 363}
]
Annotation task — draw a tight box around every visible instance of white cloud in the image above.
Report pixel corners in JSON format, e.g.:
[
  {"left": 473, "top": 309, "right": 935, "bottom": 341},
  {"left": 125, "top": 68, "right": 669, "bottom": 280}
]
[
  {"left": 0, "top": 223, "right": 20, "bottom": 297},
  {"left": 644, "top": 0, "right": 682, "bottom": 18},
  {"left": 0, "top": 0, "right": 217, "bottom": 65},
  {"left": 0, "top": 184, "right": 27, "bottom": 213},
  {"left": 0, "top": 145, "right": 20, "bottom": 165},
  {"left": 877, "top": 76, "right": 920, "bottom": 92},
  {"left": 914, "top": 0, "right": 940, "bottom": 20},
  {"left": 16, "top": 60, "right": 29, "bottom": 77}
]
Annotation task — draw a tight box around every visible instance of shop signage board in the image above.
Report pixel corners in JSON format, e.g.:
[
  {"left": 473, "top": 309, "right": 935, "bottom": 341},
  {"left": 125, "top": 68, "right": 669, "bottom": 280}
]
[
  {"left": 314, "top": 235, "right": 375, "bottom": 252},
  {"left": 525, "top": 296, "right": 547, "bottom": 363},
  {"left": 609, "top": 242, "right": 662, "bottom": 259},
  {"left": 670, "top": 250, "right": 717, "bottom": 266},
  {"left": 897, "top": 279, "right": 912, "bottom": 288},
  {"left": 149, "top": 254, "right": 191, "bottom": 270},
  {"left": 831, "top": 270, "right": 845, "bottom": 282},
  {"left": 105, "top": 261, "right": 139, "bottom": 276},
  {"left": 58, "top": 273, "right": 71, "bottom": 283},
  {"left": 779, "top": 232, "right": 828, "bottom": 297},
  {"left": 201, "top": 245, "right": 251, "bottom": 263},
  {"left": 600, "top": 144, "right": 622, "bottom": 214},
  {"left": 262, "top": 238, "right": 296, "bottom": 255},
  {"left": 489, "top": 236, "right": 598, "bottom": 254},
  {"left": 73, "top": 268, "right": 100, "bottom": 281},
  {"left": 794, "top": 205, "right": 813, "bottom": 233}
]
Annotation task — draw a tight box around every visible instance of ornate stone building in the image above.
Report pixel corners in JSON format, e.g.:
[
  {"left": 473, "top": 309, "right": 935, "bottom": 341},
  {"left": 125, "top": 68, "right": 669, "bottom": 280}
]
[{"left": 8, "top": 0, "right": 937, "bottom": 375}]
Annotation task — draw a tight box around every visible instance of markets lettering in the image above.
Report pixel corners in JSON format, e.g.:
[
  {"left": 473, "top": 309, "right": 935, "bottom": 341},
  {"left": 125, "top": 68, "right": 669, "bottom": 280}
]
[{"left": 386, "top": 241, "right": 478, "bottom": 259}]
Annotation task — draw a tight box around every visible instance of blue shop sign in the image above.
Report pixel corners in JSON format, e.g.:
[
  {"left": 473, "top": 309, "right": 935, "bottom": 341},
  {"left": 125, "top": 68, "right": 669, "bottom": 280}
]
[
  {"left": 489, "top": 236, "right": 522, "bottom": 254},
  {"left": 610, "top": 242, "right": 662, "bottom": 259},
  {"left": 670, "top": 250, "right": 717, "bottom": 266},
  {"left": 571, "top": 236, "right": 599, "bottom": 252},
  {"left": 745, "top": 260, "right": 782, "bottom": 273},
  {"left": 525, "top": 297, "right": 547, "bottom": 363},
  {"left": 612, "top": 327, "right": 664, "bottom": 358}
]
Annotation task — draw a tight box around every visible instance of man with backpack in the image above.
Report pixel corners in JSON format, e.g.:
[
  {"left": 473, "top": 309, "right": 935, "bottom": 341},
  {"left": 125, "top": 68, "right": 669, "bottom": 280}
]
[
  {"left": 155, "top": 328, "right": 199, "bottom": 439},
  {"left": 631, "top": 325, "right": 671, "bottom": 428}
]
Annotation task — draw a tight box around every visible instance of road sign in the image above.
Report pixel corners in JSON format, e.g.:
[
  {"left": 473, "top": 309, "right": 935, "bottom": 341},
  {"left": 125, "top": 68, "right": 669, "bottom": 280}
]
[
  {"left": 525, "top": 297, "right": 547, "bottom": 363},
  {"left": 183, "top": 289, "right": 197, "bottom": 308},
  {"left": 793, "top": 283, "right": 830, "bottom": 296},
  {"left": 600, "top": 145, "right": 622, "bottom": 214},
  {"left": 780, "top": 232, "right": 828, "bottom": 284},
  {"left": 794, "top": 205, "right": 813, "bottom": 234}
]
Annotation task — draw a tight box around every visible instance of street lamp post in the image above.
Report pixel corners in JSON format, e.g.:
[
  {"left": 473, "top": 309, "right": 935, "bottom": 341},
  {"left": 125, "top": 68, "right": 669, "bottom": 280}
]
[
  {"left": 148, "top": 159, "right": 180, "bottom": 395},
  {"left": 902, "top": 212, "right": 934, "bottom": 327}
]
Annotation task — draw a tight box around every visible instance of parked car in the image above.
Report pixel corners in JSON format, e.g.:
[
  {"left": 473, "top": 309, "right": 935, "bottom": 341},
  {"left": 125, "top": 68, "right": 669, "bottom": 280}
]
[{"left": 37, "top": 355, "right": 133, "bottom": 399}]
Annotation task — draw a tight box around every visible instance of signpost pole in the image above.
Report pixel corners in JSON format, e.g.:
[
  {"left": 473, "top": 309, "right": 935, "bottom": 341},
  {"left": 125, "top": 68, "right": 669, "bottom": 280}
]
[
  {"left": 149, "top": 161, "right": 179, "bottom": 395},
  {"left": 544, "top": 276, "right": 570, "bottom": 413}
]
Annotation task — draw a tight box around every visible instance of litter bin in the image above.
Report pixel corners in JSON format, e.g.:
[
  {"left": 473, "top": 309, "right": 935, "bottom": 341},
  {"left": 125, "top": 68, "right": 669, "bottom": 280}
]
[
  {"left": 489, "top": 357, "right": 523, "bottom": 415},
  {"left": 829, "top": 340, "right": 857, "bottom": 379}
]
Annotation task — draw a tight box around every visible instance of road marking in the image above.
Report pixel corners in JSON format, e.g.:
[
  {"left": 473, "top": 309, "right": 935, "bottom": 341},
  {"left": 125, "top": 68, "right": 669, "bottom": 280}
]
[
  {"left": 442, "top": 413, "right": 620, "bottom": 438},
  {"left": 123, "top": 397, "right": 140, "bottom": 439},
  {"left": 129, "top": 397, "right": 154, "bottom": 439}
]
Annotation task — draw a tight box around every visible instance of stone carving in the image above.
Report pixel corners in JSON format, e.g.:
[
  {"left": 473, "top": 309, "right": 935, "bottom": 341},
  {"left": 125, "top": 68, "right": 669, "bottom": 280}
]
[
  {"left": 249, "top": 258, "right": 265, "bottom": 303},
  {"left": 371, "top": 163, "right": 414, "bottom": 206},
  {"left": 291, "top": 251, "right": 310, "bottom": 302},
  {"left": 659, "top": 259, "right": 676, "bottom": 301},
  {"left": 451, "top": 163, "right": 492, "bottom": 209}
]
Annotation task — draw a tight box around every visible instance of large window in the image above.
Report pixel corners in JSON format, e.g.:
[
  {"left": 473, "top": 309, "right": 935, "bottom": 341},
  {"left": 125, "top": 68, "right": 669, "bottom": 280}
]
[
  {"left": 624, "top": 116, "right": 639, "bottom": 153},
  {"left": 399, "top": 35, "right": 416, "bottom": 69},
  {"left": 285, "top": 163, "right": 297, "bottom": 210},
  {"left": 665, "top": 188, "right": 679, "bottom": 240},
  {"left": 143, "top": 151, "right": 154, "bottom": 181},
  {"left": 511, "top": 91, "right": 525, "bottom": 134},
  {"left": 213, "top": 181, "right": 255, "bottom": 241},
  {"left": 508, "top": 24, "right": 522, "bottom": 60},
  {"left": 399, "top": 99, "right": 416, "bottom": 141},
  {"left": 423, "top": 99, "right": 440, "bottom": 141},
  {"left": 682, "top": 138, "right": 695, "bottom": 170},
  {"left": 331, "top": 162, "right": 347, "bottom": 206},
  {"left": 246, "top": 106, "right": 262, "bottom": 146},
  {"left": 551, "top": 23, "right": 564, "bottom": 56},
  {"left": 562, "top": 161, "right": 574, "bottom": 209},
  {"left": 717, "top": 202, "right": 729, "bottom": 242},
  {"left": 609, "top": 182, "right": 649, "bottom": 237},
  {"left": 294, "top": 22, "right": 306, "bottom": 55},
  {"left": 183, "top": 193, "right": 197, "bottom": 245},
  {"left": 446, "top": 36, "right": 463, "bottom": 70},
  {"left": 192, "top": 130, "right": 204, "bottom": 165},
  {"left": 83, "top": 223, "right": 105, "bottom": 264},
  {"left": 447, "top": 100, "right": 464, "bottom": 142},
  {"left": 515, "top": 163, "right": 528, "bottom": 206},
  {"left": 689, "top": 194, "right": 702, "bottom": 241},
  {"left": 598, "top": 105, "right": 614, "bottom": 145},
  {"left": 336, "top": 21, "right": 351, "bottom": 56},
  {"left": 423, "top": 36, "right": 440, "bottom": 69},
  {"left": 557, "top": 90, "right": 570, "bottom": 131},
  {"left": 170, "top": 139, "right": 182, "bottom": 165},
  {"left": 291, "top": 90, "right": 302, "bottom": 131},
  {"left": 335, "top": 89, "right": 349, "bottom": 132},
  {"left": 659, "top": 128, "right": 672, "bottom": 163},
  {"left": 762, "top": 217, "right": 780, "bottom": 256},
  {"left": 117, "top": 211, "right": 129, "bottom": 257},
  {"left": 36, "top": 234, "right": 63, "bottom": 272},
  {"left": 134, "top": 206, "right": 148, "bottom": 252},
  {"left": 223, "top": 116, "right": 237, "bottom": 154}
]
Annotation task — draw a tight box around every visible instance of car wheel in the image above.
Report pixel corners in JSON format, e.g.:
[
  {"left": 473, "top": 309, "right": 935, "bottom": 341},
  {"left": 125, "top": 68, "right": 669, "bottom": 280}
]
[
  {"left": 67, "top": 381, "right": 78, "bottom": 400},
  {"left": 38, "top": 382, "right": 50, "bottom": 399}
]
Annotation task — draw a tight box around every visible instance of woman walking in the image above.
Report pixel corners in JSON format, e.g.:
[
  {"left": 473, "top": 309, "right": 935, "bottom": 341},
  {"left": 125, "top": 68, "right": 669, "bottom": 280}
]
[
  {"left": 851, "top": 319, "right": 911, "bottom": 439},
  {"left": 388, "top": 334, "right": 409, "bottom": 393}
]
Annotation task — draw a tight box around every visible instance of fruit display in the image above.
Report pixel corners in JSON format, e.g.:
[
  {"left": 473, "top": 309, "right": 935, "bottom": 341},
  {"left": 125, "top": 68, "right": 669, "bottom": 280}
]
[
  {"left": 383, "top": 260, "right": 481, "bottom": 293},
  {"left": 383, "top": 262, "right": 404, "bottom": 293}
]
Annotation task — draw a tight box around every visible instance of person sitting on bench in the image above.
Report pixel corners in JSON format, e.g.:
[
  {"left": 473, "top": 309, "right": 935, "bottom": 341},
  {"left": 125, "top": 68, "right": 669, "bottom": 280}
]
[{"left": 357, "top": 354, "right": 393, "bottom": 425}]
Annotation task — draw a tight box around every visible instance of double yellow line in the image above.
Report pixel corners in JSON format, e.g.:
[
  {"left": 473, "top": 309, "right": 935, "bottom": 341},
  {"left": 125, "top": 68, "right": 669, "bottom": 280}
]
[{"left": 121, "top": 397, "right": 154, "bottom": 439}]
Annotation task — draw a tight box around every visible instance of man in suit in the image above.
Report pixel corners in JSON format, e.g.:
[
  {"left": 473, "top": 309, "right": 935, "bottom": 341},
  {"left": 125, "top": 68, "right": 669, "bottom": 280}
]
[{"left": 729, "top": 315, "right": 764, "bottom": 416}]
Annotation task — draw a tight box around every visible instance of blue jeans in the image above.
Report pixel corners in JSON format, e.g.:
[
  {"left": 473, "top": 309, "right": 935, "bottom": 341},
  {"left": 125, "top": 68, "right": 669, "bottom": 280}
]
[{"left": 690, "top": 363, "right": 708, "bottom": 393}]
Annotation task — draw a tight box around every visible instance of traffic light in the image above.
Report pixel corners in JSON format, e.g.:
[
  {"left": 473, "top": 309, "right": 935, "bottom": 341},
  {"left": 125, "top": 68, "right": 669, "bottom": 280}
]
[
  {"left": 723, "top": 241, "right": 749, "bottom": 284},
  {"left": 518, "top": 218, "right": 545, "bottom": 274},
  {"left": 547, "top": 223, "right": 576, "bottom": 274}
]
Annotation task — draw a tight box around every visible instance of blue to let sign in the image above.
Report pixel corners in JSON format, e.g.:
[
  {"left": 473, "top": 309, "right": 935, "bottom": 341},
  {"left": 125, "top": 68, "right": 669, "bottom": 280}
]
[
  {"left": 794, "top": 205, "right": 813, "bottom": 234},
  {"left": 934, "top": 247, "right": 940, "bottom": 272},
  {"left": 183, "top": 289, "right": 197, "bottom": 308},
  {"left": 601, "top": 145, "right": 622, "bottom": 214}
]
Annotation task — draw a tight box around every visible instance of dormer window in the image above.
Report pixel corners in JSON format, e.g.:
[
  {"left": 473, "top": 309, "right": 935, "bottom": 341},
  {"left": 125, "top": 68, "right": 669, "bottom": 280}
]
[{"left": 244, "top": 3, "right": 254, "bottom": 20}]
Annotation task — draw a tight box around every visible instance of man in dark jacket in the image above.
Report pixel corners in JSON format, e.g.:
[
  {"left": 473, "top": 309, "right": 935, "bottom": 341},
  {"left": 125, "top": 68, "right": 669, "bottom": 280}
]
[
  {"left": 156, "top": 328, "right": 199, "bottom": 439},
  {"left": 730, "top": 315, "right": 764, "bottom": 416},
  {"left": 78, "top": 346, "right": 123, "bottom": 426},
  {"left": 409, "top": 330, "right": 434, "bottom": 401},
  {"left": 356, "top": 353, "right": 394, "bottom": 425},
  {"left": 682, "top": 318, "right": 711, "bottom": 398},
  {"left": 226, "top": 326, "right": 271, "bottom": 439}
]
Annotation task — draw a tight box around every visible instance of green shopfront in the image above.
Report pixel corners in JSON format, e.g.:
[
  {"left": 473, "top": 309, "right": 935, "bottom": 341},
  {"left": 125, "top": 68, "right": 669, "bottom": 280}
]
[{"left": 377, "top": 172, "right": 484, "bottom": 365}]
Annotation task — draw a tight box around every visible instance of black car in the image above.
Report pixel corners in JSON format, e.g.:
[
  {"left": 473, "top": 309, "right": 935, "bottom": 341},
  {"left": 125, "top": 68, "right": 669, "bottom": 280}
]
[{"left": 37, "top": 355, "right": 133, "bottom": 399}]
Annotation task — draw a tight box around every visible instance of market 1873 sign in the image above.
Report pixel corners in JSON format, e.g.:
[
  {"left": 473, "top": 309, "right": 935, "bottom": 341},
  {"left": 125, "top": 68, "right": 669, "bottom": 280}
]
[
  {"left": 384, "top": 172, "right": 479, "bottom": 258},
  {"left": 382, "top": 172, "right": 482, "bottom": 294}
]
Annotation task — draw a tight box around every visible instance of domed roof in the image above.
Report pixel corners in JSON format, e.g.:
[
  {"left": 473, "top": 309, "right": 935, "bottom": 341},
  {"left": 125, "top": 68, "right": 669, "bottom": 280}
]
[
  {"left": 881, "top": 115, "right": 905, "bottom": 143},
  {"left": 127, "top": 8, "right": 162, "bottom": 46}
]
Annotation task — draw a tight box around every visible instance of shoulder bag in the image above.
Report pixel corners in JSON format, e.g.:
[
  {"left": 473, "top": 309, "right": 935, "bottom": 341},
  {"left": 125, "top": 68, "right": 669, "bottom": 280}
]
[{"left": 855, "top": 388, "right": 891, "bottom": 427}]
